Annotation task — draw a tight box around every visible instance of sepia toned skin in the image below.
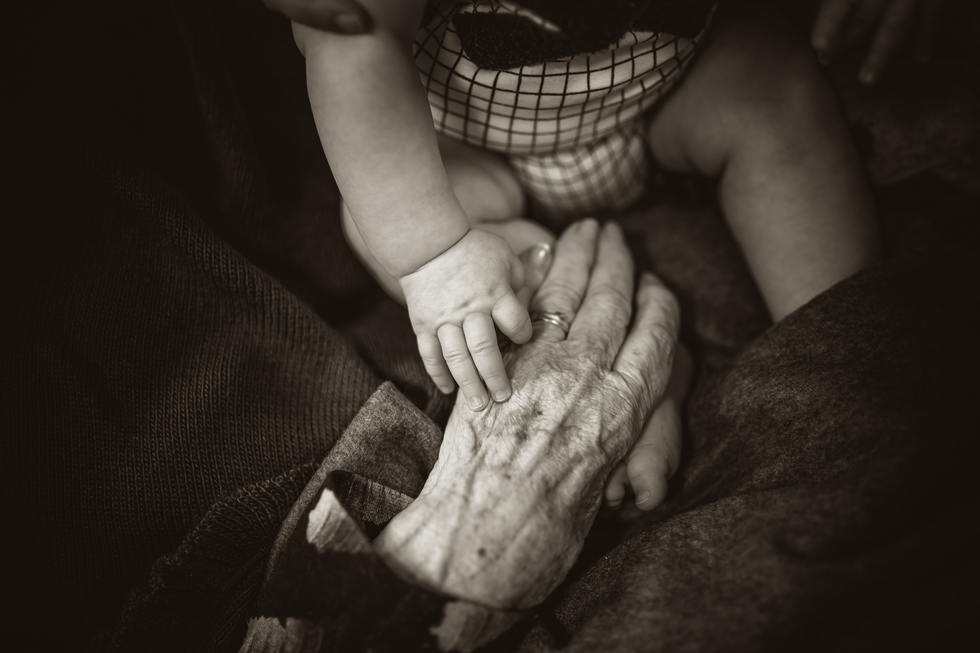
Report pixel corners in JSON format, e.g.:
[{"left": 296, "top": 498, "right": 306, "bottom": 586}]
[
  {"left": 272, "top": 0, "right": 936, "bottom": 512},
  {"left": 291, "top": 0, "right": 536, "bottom": 415},
  {"left": 284, "top": 0, "right": 689, "bottom": 509},
  {"left": 375, "top": 221, "right": 687, "bottom": 608}
]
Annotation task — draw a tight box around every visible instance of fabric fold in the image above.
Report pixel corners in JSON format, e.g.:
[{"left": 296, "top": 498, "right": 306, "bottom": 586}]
[{"left": 243, "top": 383, "right": 524, "bottom": 652}]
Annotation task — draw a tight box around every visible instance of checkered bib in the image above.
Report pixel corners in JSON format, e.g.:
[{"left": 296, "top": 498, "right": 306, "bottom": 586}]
[{"left": 415, "top": 1, "right": 710, "bottom": 217}]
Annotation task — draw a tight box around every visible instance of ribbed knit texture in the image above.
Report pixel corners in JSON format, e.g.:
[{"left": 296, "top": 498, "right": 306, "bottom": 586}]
[{"left": 6, "top": 0, "right": 441, "bottom": 648}]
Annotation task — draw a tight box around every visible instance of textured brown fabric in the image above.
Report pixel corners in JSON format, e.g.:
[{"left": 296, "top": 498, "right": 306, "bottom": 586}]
[{"left": 6, "top": 0, "right": 441, "bottom": 648}]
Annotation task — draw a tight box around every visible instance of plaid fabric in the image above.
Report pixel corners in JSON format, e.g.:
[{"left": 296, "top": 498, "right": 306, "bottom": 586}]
[{"left": 415, "top": 1, "right": 713, "bottom": 216}]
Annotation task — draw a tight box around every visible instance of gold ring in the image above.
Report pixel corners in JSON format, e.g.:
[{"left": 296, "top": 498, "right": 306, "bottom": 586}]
[{"left": 530, "top": 311, "right": 573, "bottom": 338}]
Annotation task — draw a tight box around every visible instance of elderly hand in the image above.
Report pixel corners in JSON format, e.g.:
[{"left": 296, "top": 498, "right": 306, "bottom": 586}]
[
  {"left": 812, "top": 0, "right": 945, "bottom": 84},
  {"left": 262, "top": 0, "right": 371, "bottom": 33},
  {"left": 375, "top": 219, "right": 682, "bottom": 611}
]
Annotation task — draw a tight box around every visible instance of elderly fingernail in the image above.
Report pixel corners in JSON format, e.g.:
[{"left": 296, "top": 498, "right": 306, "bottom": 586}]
[
  {"left": 329, "top": 12, "right": 366, "bottom": 34},
  {"left": 635, "top": 493, "right": 653, "bottom": 507},
  {"left": 577, "top": 218, "right": 599, "bottom": 232},
  {"left": 528, "top": 242, "right": 552, "bottom": 261},
  {"left": 523, "top": 243, "right": 553, "bottom": 272},
  {"left": 468, "top": 394, "right": 488, "bottom": 410}
]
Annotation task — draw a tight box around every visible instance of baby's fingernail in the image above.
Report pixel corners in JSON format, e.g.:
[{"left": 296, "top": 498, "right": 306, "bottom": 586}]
[
  {"left": 859, "top": 68, "right": 877, "bottom": 85},
  {"left": 329, "top": 12, "right": 366, "bottom": 34},
  {"left": 468, "top": 394, "right": 488, "bottom": 410},
  {"left": 816, "top": 50, "right": 830, "bottom": 66}
]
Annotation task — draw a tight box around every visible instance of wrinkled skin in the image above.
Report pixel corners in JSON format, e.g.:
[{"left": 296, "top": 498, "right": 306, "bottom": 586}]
[{"left": 376, "top": 220, "right": 682, "bottom": 609}]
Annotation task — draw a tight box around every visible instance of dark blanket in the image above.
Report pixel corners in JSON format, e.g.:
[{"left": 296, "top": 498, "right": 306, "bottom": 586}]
[{"left": 5, "top": 1, "right": 979, "bottom": 651}]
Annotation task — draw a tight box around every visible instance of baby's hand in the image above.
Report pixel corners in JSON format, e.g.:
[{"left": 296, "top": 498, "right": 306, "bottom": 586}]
[
  {"left": 400, "top": 229, "right": 531, "bottom": 410},
  {"left": 605, "top": 345, "right": 692, "bottom": 513},
  {"left": 812, "top": 0, "right": 945, "bottom": 84}
]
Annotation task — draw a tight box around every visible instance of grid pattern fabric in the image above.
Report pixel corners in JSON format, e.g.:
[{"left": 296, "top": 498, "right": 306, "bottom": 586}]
[{"left": 414, "top": 0, "right": 712, "bottom": 216}]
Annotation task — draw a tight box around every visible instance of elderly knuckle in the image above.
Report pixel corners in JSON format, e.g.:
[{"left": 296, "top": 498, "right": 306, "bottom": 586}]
[
  {"left": 643, "top": 285, "right": 680, "bottom": 325},
  {"left": 609, "top": 299, "right": 633, "bottom": 325},
  {"left": 648, "top": 324, "right": 677, "bottom": 357},
  {"left": 578, "top": 348, "right": 607, "bottom": 372},
  {"left": 592, "top": 282, "right": 632, "bottom": 314},
  {"left": 616, "top": 368, "right": 643, "bottom": 399},
  {"left": 538, "top": 280, "right": 582, "bottom": 309},
  {"left": 594, "top": 281, "right": 632, "bottom": 303}
]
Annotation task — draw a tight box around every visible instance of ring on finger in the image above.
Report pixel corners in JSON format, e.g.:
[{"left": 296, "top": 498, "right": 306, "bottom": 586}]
[{"left": 530, "top": 311, "right": 573, "bottom": 338}]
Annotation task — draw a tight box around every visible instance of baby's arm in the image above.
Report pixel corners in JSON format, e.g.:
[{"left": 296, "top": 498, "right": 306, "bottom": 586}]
[
  {"left": 294, "top": 1, "right": 531, "bottom": 408},
  {"left": 293, "top": 0, "right": 465, "bottom": 277}
]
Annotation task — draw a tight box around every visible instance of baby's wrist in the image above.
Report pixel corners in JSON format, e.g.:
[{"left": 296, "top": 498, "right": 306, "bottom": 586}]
[{"left": 395, "top": 224, "right": 471, "bottom": 280}]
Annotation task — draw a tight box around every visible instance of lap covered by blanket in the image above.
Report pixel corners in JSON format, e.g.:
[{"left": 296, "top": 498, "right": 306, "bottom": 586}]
[{"left": 5, "top": 1, "right": 979, "bottom": 650}]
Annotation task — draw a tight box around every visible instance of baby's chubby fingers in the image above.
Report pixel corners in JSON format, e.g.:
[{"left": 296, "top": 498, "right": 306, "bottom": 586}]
[
  {"left": 626, "top": 404, "right": 680, "bottom": 510},
  {"left": 418, "top": 332, "right": 455, "bottom": 394},
  {"left": 605, "top": 463, "right": 628, "bottom": 509},
  {"left": 463, "top": 313, "right": 511, "bottom": 402},
  {"left": 626, "top": 344, "right": 690, "bottom": 511},
  {"left": 492, "top": 292, "right": 532, "bottom": 345},
  {"left": 438, "top": 323, "right": 490, "bottom": 410}
]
